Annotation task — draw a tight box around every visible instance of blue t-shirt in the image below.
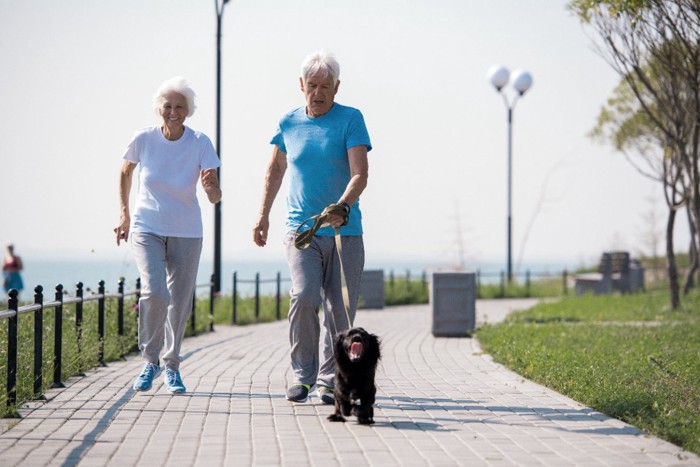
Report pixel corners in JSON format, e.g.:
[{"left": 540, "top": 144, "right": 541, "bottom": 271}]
[{"left": 270, "top": 103, "right": 372, "bottom": 236}]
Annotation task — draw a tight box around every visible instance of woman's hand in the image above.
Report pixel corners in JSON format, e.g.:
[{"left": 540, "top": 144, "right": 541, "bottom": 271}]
[
  {"left": 201, "top": 168, "right": 221, "bottom": 204},
  {"left": 114, "top": 216, "right": 130, "bottom": 246}
]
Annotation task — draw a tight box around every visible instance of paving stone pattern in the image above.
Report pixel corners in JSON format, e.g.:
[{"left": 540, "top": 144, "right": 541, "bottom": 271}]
[{"left": 0, "top": 299, "right": 697, "bottom": 466}]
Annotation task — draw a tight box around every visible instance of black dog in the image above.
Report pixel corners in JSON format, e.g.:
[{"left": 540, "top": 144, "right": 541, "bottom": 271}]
[{"left": 327, "top": 327, "right": 381, "bottom": 425}]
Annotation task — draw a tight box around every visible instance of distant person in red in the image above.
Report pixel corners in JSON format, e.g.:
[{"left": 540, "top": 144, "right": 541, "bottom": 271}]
[{"left": 2, "top": 244, "right": 24, "bottom": 295}]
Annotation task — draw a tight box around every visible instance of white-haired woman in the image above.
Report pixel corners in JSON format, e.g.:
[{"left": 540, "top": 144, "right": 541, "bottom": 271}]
[{"left": 114, "top": 76, "right": 221, "bottom": 394}]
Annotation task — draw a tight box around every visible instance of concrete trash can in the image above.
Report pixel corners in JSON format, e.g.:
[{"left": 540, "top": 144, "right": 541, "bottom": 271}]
[
  {"left": 430, "top": 272, "right": 476, "bottom": 337},
  {"left": 358, "top": 269, "right": 385, "bottom": 309}
]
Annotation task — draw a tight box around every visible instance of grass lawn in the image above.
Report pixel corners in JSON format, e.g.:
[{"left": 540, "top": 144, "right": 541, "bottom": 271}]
[{"left": 477, "top": 290, "right": 700, "bottom": 455}]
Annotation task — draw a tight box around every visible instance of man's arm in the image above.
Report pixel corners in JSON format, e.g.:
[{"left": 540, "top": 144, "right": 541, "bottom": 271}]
[
  {"left": 253, "top": 145, "right": 287, "bottom": 247},
  {"left": 326, "top": 145, "right": 369, "bottom": 228}
]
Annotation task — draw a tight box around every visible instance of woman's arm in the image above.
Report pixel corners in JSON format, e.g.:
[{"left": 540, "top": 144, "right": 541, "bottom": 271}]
[
  {"left": 114, "top": 160, "right": 137, "bottom": 245},
  {"left": 201, "top": 168, "right": 222, "bottom": 204}
]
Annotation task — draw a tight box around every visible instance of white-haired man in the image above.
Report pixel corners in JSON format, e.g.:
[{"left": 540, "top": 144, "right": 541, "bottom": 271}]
[{"left": 253, "top": 51, "right": 372, "bottom": 403}]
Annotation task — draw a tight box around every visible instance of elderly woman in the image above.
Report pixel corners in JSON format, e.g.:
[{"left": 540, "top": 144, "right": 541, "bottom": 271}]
[{"left": 115, "top": 76, "right": 221, "bottom": 394}]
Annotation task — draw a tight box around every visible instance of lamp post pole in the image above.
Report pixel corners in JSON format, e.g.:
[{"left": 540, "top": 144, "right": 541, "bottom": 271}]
[
  {"left": 213, "top": 0, "right": 230, "bottom": 294},
  {"left": 488, "top": 65, "right": 532, "bottom": 283}
]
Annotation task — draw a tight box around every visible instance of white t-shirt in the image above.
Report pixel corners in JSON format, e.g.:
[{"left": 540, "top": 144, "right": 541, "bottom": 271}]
[{"left": 123, "top": 126, "right": 221, "bottom": 238}]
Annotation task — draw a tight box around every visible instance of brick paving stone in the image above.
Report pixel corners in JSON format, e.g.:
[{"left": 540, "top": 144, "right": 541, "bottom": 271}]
[{"left": 1, "top": 299, "right": 698, "bottom": 466}]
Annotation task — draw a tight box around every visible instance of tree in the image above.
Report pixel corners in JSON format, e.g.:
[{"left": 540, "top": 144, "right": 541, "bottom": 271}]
[
  {"left": 590, "top": 65, "right": 689, "bottom": 307},
  {"left": 570, "top": 0, "right": 700, "bottom": 308}
]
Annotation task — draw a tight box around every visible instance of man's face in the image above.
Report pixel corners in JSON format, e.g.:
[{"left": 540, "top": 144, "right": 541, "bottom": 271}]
[{"left": 300, "top": 71, "right": 340, "bottom": 118}]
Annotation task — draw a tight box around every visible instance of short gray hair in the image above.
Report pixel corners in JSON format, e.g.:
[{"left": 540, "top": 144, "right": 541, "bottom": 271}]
[
  {"left": 152, "top": 76, "right": 196, "bottom": 117},
  {"left": 301, "top": 51, "right": 340, "bottom": 86}
]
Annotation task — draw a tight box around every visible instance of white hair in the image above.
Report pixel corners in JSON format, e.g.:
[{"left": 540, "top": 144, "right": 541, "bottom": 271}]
[
  {"left": 152, "top": 76, "right": 196, "bottom": 117},
  {"left": 300, "top": 50, "right": 340, "bottom": 86}
]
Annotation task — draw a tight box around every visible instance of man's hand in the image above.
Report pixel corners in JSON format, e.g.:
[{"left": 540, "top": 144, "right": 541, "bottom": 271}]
[
  {"left": 253, "top": 215, "right": 270, "bottom": 247},
  {"left": 324, "top": 212, "right": 346, "bottom": 229}
]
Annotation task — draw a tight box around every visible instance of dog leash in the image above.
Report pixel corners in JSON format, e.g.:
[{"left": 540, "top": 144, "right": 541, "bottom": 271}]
[{"left": 295, "top": 203, "right": 353, "bottom": 331}]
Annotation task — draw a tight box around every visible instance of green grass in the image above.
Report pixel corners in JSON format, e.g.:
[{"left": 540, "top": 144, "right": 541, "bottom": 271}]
[
  {"left": 385, "top": 278, "right": 429, "bottom": 305},
  {"left": 384, "top": 272, "right": 568, "bottom": 304},
  {"left": 477, "top": 290, "right": 700, "bottom": 455}
]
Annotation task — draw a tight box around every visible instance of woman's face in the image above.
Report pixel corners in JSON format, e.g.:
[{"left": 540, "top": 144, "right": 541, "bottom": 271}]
[{"left": 159, "top": 91, "right": 188, "bottom": 129}]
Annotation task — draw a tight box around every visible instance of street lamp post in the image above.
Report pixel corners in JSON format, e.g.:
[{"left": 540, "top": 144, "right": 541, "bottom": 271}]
[
  {"left": 213, "top": 0, "right": 230, "bottom": 294},
  {"left": 488, "top": 65, "right": 533, "bottom": 283}
]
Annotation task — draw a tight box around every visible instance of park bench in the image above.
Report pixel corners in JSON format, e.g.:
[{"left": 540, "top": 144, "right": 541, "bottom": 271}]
[{"left": 574, "top": 251, "right": 645, "bottom": 295}]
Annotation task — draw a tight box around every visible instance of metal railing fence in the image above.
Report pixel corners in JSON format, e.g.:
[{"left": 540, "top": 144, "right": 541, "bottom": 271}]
[{"left": 1, "top": 276, "right": 215, "bottom": 416}]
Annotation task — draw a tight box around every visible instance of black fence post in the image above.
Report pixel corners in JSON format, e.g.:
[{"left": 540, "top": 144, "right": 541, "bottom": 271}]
[
  {"left": 75, "top": 282, "right": 85, "bottom": 375},
  {"left": 276, "top": 271, "right": 281, "bottom": 321},
  {"left": 421, "top": 271, "right": 427, "bottom": 292},
  {"left": 97, "top": 280, "right": 106, "bottom": 367},
  {"left": 6, "top": 289, "right": 19, "bottom": 412},
  {"left": 499, "top": 271, "right": 505, "bottom": 298},
  {"left": 117, "top": 278, "right": 125, "bottom": 337},
  {"left": 476, "top": 269, "right": 482, "bottom": 298},
  {"left": 135, "top": 277, "right": 141, "bottom": 327},
  {"left": 190, "top": 289, "right": 197, "bottom": 336},
  {"left": 52, "top": 284, "right": 65, "bottom": 388},
  {"left": 116, "top": 278, "right": 127, "bottom": 360},
  {"left": 209, "top": 274, "right": 215, "bottom": 332},
  {"left": 406, "top": 269, "right": 412, "bottom": 292},
  {"left": 526, "top": 270, "right": 531, "bottom": 298},
  {"left": 33, "top": 285, "right": 45, "bottom": 399},
  {"left": 563, "top": 269, "right": 568, "bottom": 295},
  {"left": 255, "top": 272, "right": 260, "bottom": 322},
  {"left": 233, "top": 271, "right": 238, "bottom": 325},
  {"left": 390, "top": 270, "right": 394, "bottom": 288}
]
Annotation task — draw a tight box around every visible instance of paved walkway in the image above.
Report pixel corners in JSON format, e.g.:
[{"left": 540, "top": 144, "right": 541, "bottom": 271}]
[{"left": 0, "top": 299, "right": 698, "bottom": 466}]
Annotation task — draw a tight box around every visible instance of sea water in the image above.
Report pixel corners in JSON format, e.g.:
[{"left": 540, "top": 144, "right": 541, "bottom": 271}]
[{"left": 11, "top": 257, "right": 576, "bottom": 300}]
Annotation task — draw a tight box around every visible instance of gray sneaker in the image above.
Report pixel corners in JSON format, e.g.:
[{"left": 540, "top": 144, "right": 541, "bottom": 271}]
[
  {"left": 286, "top": 384, "right": 314, "bottom": 402},
  {"left": 317, "top": 386, "right": 335, "bottom": 405}
]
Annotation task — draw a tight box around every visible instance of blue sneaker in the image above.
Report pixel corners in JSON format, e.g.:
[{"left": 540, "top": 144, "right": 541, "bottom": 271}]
[
  {"left": 164, "top": 369, "right": 186, "bottom": 394},
  {"left": 133, "top": 362, "right": 161, "bottom": 391}
]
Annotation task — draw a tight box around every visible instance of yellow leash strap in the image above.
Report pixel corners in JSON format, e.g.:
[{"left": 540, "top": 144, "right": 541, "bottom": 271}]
[
  {"left": 294, "top": 204, "right": 353, "bottom": 330},
  {"left": 333, "top": 225, "right": 353, "bottom": 329}
]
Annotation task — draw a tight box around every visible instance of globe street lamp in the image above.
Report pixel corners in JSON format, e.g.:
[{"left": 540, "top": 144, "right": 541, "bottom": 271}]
[{"left": 488, "top": 65, "right": 533, "bottom": 283}]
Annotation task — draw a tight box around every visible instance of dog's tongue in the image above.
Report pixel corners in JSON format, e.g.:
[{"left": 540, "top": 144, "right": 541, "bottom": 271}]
[{"left": 350, "top": 342, "right": 364, "bottom": 360}]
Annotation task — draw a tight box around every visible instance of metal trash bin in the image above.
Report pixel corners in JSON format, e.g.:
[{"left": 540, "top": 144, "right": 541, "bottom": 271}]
[{"left": 430, "top": 272, "right": 476, "bottom": 337}]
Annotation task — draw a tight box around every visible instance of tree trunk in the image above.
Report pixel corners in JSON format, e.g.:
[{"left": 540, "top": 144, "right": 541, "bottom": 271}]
[
  {"left": 666, "top": 208, "right": 680, "bottom": 309},
  {"left": 684, "top": 207, "right": 699, "bottom": 294}
]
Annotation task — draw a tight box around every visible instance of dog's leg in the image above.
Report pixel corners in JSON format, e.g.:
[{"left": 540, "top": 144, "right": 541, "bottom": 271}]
[
  {"left": 327, "top": 397, "right": 346, "bottom": 423},
  {"left": 355, "top": 403, "right": 374, "bottom": 425}
]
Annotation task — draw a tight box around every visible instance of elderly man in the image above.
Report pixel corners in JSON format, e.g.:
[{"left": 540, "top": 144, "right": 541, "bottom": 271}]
[{"left": 253, "top": 51, "right": 372, "bottom": 403}]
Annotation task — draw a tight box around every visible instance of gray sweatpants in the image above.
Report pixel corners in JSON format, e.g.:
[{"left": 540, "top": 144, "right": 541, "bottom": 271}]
[
  {"left": 284, "top": 231, "right": 365, "bottom": 389},
  {"left": 131, "top": 232, "right": 202, "bottom": 371}
]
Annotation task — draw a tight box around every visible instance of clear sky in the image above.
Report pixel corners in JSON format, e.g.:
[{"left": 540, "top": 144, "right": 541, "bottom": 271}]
[{"left": 0, "top": 0, "right": 688, "bottom": 274}]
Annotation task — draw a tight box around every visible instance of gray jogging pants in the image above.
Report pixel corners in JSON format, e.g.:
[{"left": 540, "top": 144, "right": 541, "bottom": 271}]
[
  {"left": 284, "top": 231, "right": 365, "bottom": 389},
  {"left": 131, "top": 232, "right": 202, "bottom": 371}
]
